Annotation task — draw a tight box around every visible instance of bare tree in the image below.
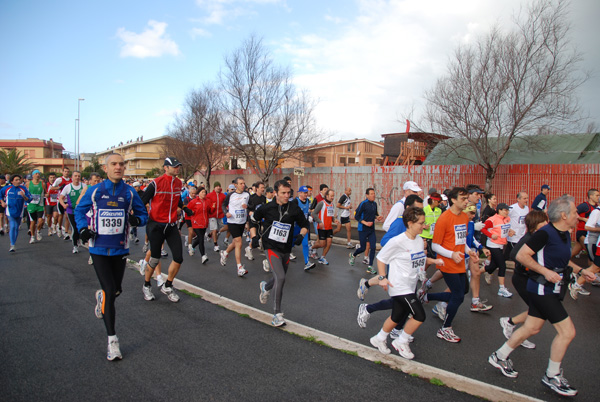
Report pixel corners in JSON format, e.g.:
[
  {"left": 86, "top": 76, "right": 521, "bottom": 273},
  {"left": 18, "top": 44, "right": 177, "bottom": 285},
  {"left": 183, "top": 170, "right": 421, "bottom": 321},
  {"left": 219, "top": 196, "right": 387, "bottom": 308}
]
[
  {"left": 217, "top": 34, "right": 324, "bottom": 182},
  {"left": 164, "top": 85, "right": 226, "bottom": 188},
  {"left": 423, "top": 0, "right": 586, "bottom": 191}
]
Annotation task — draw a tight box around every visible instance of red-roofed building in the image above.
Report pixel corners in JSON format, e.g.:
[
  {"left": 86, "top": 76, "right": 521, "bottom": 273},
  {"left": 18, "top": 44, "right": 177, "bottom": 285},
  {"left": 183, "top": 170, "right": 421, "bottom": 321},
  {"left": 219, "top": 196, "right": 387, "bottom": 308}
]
[
  {"left": 281, "top": 139, "right": 384, "bottom": 168},
  {"left": 0, "top": 138, "right": 75, "bottom": 174}
]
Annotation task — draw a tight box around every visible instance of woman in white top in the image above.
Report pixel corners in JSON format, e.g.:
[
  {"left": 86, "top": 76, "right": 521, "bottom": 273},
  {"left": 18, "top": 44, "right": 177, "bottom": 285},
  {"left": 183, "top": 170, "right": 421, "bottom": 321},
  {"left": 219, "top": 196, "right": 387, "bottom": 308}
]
[{"left": 369, "top": 206, "right": 443, "bottom": 360}]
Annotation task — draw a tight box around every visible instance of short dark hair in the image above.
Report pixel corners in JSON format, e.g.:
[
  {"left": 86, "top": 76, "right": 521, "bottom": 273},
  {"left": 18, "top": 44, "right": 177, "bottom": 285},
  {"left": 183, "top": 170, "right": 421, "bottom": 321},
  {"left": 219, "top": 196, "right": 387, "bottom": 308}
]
[
  {"left": 266, "top": 186, "right": 274, "bottom": 193},
  {"left": 403, "top": 206, "right": 425, "bottom": 227},
  {"left": 525, "top": 210, "right": 548, "bottom": 233},
  {"left": 484, "top": 193, "right": 495, "bottom": 202},
  {"left": 197, "top": 186, "right": 207, "bottom": 194},
  {"left": 283, "top": 176, "right": 292, "bottom": 182},
  {"left": 274, "top": 180, "right": 291, "bottom": 192},
  {"left": 448, "top": 187, "right": 468, "bottom": 205},
  {"left": 319, "top": 184, "right": 328, "bottom": 191},
  {"left": 365, "top": 187, "right": 374, "bottom": 195},
  {"left": 10, "top": 174, "right": 22, "bottom": 182},
  {"left": 588, "top": 189, "right": 599, "bottom": 198},
  {"left": 405, "top": 194, "right": 423, "bottom": 208}
]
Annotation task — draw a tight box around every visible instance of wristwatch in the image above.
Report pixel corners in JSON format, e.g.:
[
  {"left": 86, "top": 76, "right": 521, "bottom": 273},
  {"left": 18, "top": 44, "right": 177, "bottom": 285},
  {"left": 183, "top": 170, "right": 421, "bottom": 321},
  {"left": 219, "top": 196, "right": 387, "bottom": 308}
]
[{"left": 378, "top": 275, "right": 386, "bottom": 281}]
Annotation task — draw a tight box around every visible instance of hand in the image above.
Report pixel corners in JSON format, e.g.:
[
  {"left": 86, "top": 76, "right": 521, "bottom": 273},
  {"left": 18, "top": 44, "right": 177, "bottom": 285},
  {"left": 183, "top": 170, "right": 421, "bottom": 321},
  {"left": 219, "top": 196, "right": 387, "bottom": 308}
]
[
  {"left": 183, "top": 207, "right": 193, "bottom": 216},
  {"left": 508, "top": 229, "right": 516, "bottom": 237},
  {"left": 376, "top": 216, "right": 384, "bottom": 222},
  {"left": 294, "top": 234, "right": 304, "bottom": 246},
  {"left": 226, "top": 212, "right": 232, "bottom": 218},
  {"left": 469, "top": 250, "right": 479, "bottom": 263},
  {"left": 483, "top": 249, "right": 491, "bottom": 258},
  {"left": 129, "top": 215, "right": 141, "bottom": 227},
  {"left": 543, "top": 269, "right": 562, "bottom": 284},
  {"left": 242, "top": 203, "right": 247, "bottom": 209},
  {"left": 474, "top": 222, "right": 485, "bottom": 231},
  {"left": 491, "top": 234, "right": 499, "bottom": 240},
  {"left": 378, "top": 277, "right": 392, "bottom": 292},
  {"left": 364, "top": 221, "right": 373, "bottom": 227},
  {"left": 18, "top": 190, "right": 25, "bottom": 197},
  {"left": 79, "top": 227, "right": 96, "bottom": 243},
  {"left": 581, "top": 269, "right": 596, "bottom": 282},
  {"left": 251, "top": 236, "right": 260, "bottom": 249},
  {"left": 434, "top": 258, "right": 444, "bottom": 266},
  {"left": 451, "top": 251, "right": 464, "bottom": 264},
  {"left": 308, "top": 216, "right": 313, "bottom": 223}
]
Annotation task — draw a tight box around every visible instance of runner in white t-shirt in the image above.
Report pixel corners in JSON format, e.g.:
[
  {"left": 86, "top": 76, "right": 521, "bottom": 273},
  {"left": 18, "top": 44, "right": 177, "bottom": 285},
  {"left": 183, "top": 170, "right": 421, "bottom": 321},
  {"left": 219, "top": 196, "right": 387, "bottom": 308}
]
[
  {"left": 507, "top": 192, "right": 529, "bottom": 259},
  {"left": 382, "top": 181, "right": 422, "bottom": 231}
]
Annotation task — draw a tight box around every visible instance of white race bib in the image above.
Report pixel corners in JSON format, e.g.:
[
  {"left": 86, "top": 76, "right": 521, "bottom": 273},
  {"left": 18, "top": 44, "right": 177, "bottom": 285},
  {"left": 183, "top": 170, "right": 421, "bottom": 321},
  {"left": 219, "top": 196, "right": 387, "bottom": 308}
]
[
  {"left": 268, "top": 221, "right": 291, "bottom": 243},
  {"left": 235, "top": 209, "right": 246, "bottom": 220},
  {"left": 50, "top": 194, "right": 58, "bottom": 203},
  {"left": 454, "top": 224, "right": 467, "bottom": 245},
  {"left": 30, "top": 194, "right": 41, "bottom": 204},
  {"left": 500, "top": 223, "right": 511, "bottom": 238},
  {"left": 411, "top": 251, "right": 426, "bottom": 270},
  {"left": 430, "top": 223, "right": 435, "bottom": 235},
  {"left": 518, "top": 215, "right": 525, "bottom": 224},
  {"left": 98, "top": 209, "right": 125, "bottom": 235},
  {"left": 537, "top": 200, "right": 546, "bottom": 209},
  {"left": 326, "top": 206, "right": 334, "bottom": 217}
]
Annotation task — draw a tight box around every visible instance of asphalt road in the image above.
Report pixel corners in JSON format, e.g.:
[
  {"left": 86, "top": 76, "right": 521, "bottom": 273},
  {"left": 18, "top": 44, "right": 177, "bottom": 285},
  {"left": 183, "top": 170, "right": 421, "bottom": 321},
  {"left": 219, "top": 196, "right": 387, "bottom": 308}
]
[{"left": 1, "top": 228, "right": 485, "bottom": 402}]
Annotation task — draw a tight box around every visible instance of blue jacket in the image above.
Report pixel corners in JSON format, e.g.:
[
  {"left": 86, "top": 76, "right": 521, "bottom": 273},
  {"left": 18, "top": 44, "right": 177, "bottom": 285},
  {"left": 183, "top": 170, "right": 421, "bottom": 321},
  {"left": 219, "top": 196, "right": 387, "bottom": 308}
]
[
  {"left": 355, "top": 199, "right": 378, "bottom": 232},
  {"left": 380, "top": 217, "right": 406, "bottom": 247},
  {"left": 75, "top": 180, "right": 148, "bottom": 256},
  {"left": 1, "top": 185, "right": 31, "bottom": 218}
]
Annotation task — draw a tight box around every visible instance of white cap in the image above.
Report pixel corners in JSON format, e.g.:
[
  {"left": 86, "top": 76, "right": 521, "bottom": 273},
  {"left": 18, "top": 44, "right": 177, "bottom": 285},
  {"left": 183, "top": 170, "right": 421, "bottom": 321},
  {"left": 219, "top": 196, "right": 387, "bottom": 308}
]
[
  {"left": 132, "top": 181, "right": 141, "bottom": 187},
  {"left": 403, "top": 181, "right": 422, "bottom": 192},
  {"left": 441, "top": 194, "right": 448, "bottom": 201}
]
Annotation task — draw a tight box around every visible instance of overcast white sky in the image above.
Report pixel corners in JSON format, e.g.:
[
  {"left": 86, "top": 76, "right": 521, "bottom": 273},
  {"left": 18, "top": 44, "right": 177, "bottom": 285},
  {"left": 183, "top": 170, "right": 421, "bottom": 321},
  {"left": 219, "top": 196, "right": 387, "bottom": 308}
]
[{"left": 1, "top": 0, "right": 598, "bottom": 154}]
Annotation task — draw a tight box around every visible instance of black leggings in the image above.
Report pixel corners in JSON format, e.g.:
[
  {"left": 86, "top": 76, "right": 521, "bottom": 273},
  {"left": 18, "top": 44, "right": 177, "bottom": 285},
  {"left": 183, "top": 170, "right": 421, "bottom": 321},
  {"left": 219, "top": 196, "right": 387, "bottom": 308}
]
[
  {"left": 485, "top": 247, "right": 507, "bottom": 278},
  {"left": 391, "top": 293, "right": 426, "bottom": 324},
  {"left": 67, "top": 213, "right": 79, "bottom": 246},
  {"left": 92, "top": 254, "right": 127, "bottom": 336},
  {"left": 192, "top": 228, "right": 207, "bottom": 255},
  {"left": 148, "top": 221, "right": 183, "bottom": 264}
]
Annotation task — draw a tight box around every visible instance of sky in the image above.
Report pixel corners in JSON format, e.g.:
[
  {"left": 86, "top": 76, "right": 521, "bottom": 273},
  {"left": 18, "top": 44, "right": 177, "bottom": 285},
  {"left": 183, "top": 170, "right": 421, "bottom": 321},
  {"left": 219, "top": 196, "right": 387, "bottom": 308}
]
[{"left": 1, "top": 0, "right": 598, "bottom": 155}]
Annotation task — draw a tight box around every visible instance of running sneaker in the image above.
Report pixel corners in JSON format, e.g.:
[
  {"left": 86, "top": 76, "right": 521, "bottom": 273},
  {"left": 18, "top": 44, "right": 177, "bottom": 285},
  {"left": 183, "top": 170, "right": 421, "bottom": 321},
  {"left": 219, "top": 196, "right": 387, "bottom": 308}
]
[
  {"left": 488, "top": 352, "right": 518, "bottom": 378},
  {"left": 357, "top": 303, "right": 370, "bottom": 328},
  {"left": 161, "top": 284, "right": 180, "bottom": 302},
  {"left": 542, "top": 370, "right": 577, "bottom": 396},
  {"left": 392, "top": 339, "right": 414, "bottom": 360},
  {"left": 220, "top": 250, "right": 227, "bottom": 266},
  {"left": 36, "top": 232, "right": 42, "bottom": 241},
  {"left": 259, "top": 281, "right": 270, "bottom": 304},
  {"left": 310, "top": 250, "right": 319, "bottom": 260},
  {"left": 64, "top": 234, "right": 71, "bottom": 241},
  {"left": 48, "top": 228, "right": 53, "bottom": 236},
  {"left": 520, "top": 339, "right": 536, "bottom": 349},
  {"left": 362, "top": 257, "right": 369, "bottom": 265},
  {"left": 304, "top": 262, "right": 316, "bottom": 271},
  {"left": 150, "top": 273, "right": 162, "bottom": 287},
  {"left": 272, "top": 313, "right": 286, "bottom": 327},
  {"left": 0, "top": 229, "right": 4, "bottom": 236},
  {"left": 201, "top": 255, "right": 209, "bottom": 264},
  {"left": 573, "top": 282, "right": 590, "bottom": 297},
  {"left": 366, "top": 266, "right": 377, "bottom": 275},
  {"left": 94, "top": 290, "right": 103, "bottom": 319},
  {"left": 237, "top": 266, "right": 248, "bottom": 277},
  {"left": 318, "top": 256, "right": 329, "bottom": 265},
  {"left": 245, "top": 246, "right": 254, "bottom": 260},
  {"left": 484, "top": 272, "right": 492, "bottom": 285},
  {"left": 390, "top": 328, "right": 401, "bottom": 339},
  {"left": 142, "top": 285, "right": 155, "bottom": 301},
  {"left": 348, "top": 252, "right": 355, "bottom": 266},
  {"left": 138, "top": 259, "right": 147, "bottom": 276},
  {"left": 591, "top": 274, "right": 600, "bottom": 286},
  {"left": 213, "top": 245, "right": 220, "bottom": 252},
  {"left": 107, "top": 338, "right": 122, "bottom": 361},
  {"left": 9, "top": 245, "right": 15, "bottom": 252},
  {"left": 72, "top": 246, "right": 79, "bottom": 254},
  {"left": 223, "top": 237, "right": 229, "bottom": 245},
  {"left": 346, "top": 242, "right": 353, "bottom": 249},
  {"left": 417, "top": 288, "right": 427, "bottom": 304},
  {"left": 161, "top": 249, "right": 168, "bottom": 257},
  {"left": 369, "top": 336, "right": 390, "bottom": 355},
  {"left": 88, "top": 256, "right": 93, "bottom": 265},
  {"left": 437, "top": 327, "right": 461, "bottom": 343},
  {"left": 289, "top": 253, "right": 296, "bottom": 260},
  {"left": 497, "top": 287, "right": 513, "bottom": 298},
  {"left": 134, "top": 237, "right": 139, "bottom": 243},
  {"left": 142, "top": 242, "right": 149, "bottom": 253},
  {"left": 499, "top": 317, "right": 515, "bottom": 339},
  {"left": 263, "top": 259, "right": 271, "bottom": 272},
  {"left": 357, "top": 278, "right": 368, "bottom": 301},
  {"left": 188, "top": 244, "right": 194, "bottom": 256},
  {"left": 470, "top": 300, "right": 493, "bottom": 312},
  {"left": 436, "top": 303, "right": 447, "bottom": 320},
  {"left": 29, "top": 236, "right": 35, "bottom": 244}
]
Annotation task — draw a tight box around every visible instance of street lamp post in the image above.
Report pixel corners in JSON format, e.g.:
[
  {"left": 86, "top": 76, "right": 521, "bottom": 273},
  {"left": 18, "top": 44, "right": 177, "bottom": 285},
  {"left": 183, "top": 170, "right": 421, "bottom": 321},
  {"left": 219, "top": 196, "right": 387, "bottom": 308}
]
[
  {"left": 74, "top": 119, "right": 78, "bottom": 170},
  {"left": 77, "top": 98, "right": 85, "bottom": 170}
]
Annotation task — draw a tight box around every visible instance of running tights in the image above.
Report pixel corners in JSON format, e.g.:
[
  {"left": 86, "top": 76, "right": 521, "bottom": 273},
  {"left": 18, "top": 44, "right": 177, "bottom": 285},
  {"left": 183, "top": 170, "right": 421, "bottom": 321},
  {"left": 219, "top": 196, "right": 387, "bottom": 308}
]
[
  {"left": 92, "top": 254, "right": 127, "bottom": 336},
  {"left": 265, "top": 249, "right": 290, "bottom": 314},
  {"left": 67, "top": 213, "right": 80, "bottom": 246},
  {"left": 485, "top": 247, "right": 507, "bottom": 278},
  {"left": 427, "top": 272, "right": 466, "bottom": 328},
  {"left": 8, "top": 216, "right": 20, "bottom": 245},
  {"left": 354, "top": 230, "right": 376, "bottom": 266},
  {"left": 192, "top": 228, "right": 207, "bottom": 255}
]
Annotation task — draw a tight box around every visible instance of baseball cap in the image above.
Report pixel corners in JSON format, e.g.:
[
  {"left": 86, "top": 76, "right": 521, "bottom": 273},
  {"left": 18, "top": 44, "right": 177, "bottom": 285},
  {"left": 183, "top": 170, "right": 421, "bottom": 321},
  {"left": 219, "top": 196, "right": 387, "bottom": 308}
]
[
  {"left": 428, "top": 187, "right": 438, "bottom": 195},
  {"left": 132, "top": 181, "right": 141, "bottom": 187},
  {"left": 32, "top": 169, "right": 41, "bottom": 175},
  {"left": 541, "top": 184, "right": 551, "bottom": 190},
  {"left": 228, "top": 184, "right": 236, "bottom": 190},
  {"left": 403, "top": 181, "right": 422, "bottom": 192},
  {"left": 497, "top": 203, "right": 510, "bottom": 211},
  {"left": 468, "top": 188, "right": 484, "bottom": 194},
  {"left": 441, "top": 194, "right": 448, "bottom": 201},
  {"left": 298, "top": 186, "right": 308, "bottom": 193},
  {"left": 463, "top": 204, "right": 477, "bottom": 213},
  {"left": 163, "top": 157, "right": 182, "bottom": 167}
]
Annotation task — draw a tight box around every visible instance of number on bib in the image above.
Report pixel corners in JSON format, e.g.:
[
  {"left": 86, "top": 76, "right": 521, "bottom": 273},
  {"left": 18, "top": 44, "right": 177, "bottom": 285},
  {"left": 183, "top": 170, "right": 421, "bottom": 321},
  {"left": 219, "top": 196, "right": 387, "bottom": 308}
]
[
  {"left": 268, "top": 221, "right": 291, "bottom": 243},
  {"left": 411, "top": 251, "right": 426, "bottom": 270},
  {"left": 500, "top": 223, "right": 511, "bottom": 238},
  {"left": 454, "top": 224, "right": 467, "bottom": 245},
  {"left": 98, "top": 209, "right": 125, "bottom": 235}
]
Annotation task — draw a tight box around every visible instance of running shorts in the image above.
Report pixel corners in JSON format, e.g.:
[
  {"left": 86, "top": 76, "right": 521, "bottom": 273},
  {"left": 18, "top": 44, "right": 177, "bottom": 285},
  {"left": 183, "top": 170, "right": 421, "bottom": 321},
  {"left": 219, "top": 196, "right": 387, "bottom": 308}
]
[
  {"left": 45, "top": 204, "right": 58, "bottom": 215},
  {"left": 209, "top": 217, "right": 224, "bottom": 232},
  {"left": 228, "top": 223, "right": 245, "bottom": 239},
  {"left": 576, "top": 230, "right": 587, "bottom": 241},
  {"left": 527, "top": 292, "right": 568, "bottom": 324},
  {"left": 318, "top": 229, "right": 333, "bottom": 240},
  {"left": 340, "top": 216, "right": 350, "bottom": 225}
]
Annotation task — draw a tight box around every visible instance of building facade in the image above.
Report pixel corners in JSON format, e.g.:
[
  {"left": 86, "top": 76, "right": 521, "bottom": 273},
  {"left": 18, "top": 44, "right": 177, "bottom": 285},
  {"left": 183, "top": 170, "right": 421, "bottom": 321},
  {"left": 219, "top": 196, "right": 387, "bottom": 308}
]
[
  {"left": 281, "top": 139, "right": 384, "bottom": 168},
  {"left": 0, "top": 138, "right": 76, "bottom": 174},
  {"left": 95, "top": 135, "right": 167, "bottom": 178}
]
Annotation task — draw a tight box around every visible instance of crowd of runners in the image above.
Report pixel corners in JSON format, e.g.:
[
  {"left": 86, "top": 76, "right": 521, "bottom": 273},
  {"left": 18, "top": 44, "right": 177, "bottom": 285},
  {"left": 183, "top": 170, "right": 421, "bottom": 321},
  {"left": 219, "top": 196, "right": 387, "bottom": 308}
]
[{"left": 2, "top": 157, "right": 599, "bottom": 397}]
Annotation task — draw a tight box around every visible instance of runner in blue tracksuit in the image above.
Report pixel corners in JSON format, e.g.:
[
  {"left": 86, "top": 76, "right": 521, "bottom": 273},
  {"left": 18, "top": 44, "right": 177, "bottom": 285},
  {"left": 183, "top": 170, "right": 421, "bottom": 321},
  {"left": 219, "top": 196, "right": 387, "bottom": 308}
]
[
  {"left": 292, "top": 186, "right": 316, "bottom": 271},
  {"left": 75, "top": 153, "right": 148, "bottom": 361},
  {"left": 0, "top": 174, "right": 31, "bottom": 251}
]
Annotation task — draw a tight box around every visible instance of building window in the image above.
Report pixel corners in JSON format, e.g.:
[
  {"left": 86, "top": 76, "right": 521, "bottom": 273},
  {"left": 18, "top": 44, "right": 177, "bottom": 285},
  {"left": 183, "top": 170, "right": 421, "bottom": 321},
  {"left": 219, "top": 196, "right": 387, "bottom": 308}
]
[
  {"left": 365, "top": 158, "right": 373, "bottom": 165},
  {"left": 317, "top": 156, "right": 326, "bottom": 163},
  {"left": 376, "top": 158, "right": 383, "bottom": 165},
  {"left": 348, "top": 157, "right": 356, "bottom": 164},
  {"left": 347, "top": 143, "right": 356, "bottom": 152},
  {"left": 339, "top": 157, "right": 346, "bottom": 166},
  {"left": 366, "top": 143, "right": 372, "bottom": 152}
]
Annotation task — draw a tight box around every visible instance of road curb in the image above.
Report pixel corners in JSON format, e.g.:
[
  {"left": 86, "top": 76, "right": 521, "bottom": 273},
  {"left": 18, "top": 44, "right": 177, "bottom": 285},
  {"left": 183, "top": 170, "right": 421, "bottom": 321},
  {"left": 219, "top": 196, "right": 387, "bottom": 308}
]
[{"left": 128, "top": 259, "right": 541, "bottom": 402}]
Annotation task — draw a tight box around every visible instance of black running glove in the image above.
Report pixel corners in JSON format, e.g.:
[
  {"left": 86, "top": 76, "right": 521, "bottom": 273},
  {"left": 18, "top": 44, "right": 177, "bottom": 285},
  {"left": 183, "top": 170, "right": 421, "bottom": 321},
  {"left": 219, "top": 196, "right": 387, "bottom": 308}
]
[
  {"left": 79, "top": 228, "right": 96, "bottom": 243},
  {"left": 294, "top": 234, "right": 304, "bottom": 246},
  {"left": 251, "top": 236, "right": 260, "bottom": 249},
  {"left": 129, "top": 215, "right": 141, "bottom": 227}
]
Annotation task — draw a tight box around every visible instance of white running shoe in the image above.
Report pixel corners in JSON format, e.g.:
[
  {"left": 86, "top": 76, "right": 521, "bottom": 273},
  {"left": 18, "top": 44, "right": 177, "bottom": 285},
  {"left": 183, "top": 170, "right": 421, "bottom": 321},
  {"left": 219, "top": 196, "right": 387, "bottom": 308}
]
[
  {"left": 29, "top": 236, "right": 35, "bottom": 244},
  {"left": 304, "top": 261, "right": 316, "bottom": 271},
  {"left": 484, "top": 272, "right": 492, "bottom": 285},
  {"left": 259, "top": 281, "right": 270, "bottom": 304},
  {"left": 245, "top": 246, "right": 254, "bottom": 260},
  {"left": 362, "top": 257, "right": 369, "bottom": 265},
  {"left": 107, "top": 337, "right": 122, "bottom": 361},
  {"left": 138, "top": 259, "right": 147, "bottom": 276},
  {"left": 72, "top": 246, "right": 79, "bottom": 254},
  {"left": 499, "top": 317, "right": 515, "bottom": 340},
  {"left": 289, "top": 253, "right": 296, "bottom": 260},
  {"left": 346, "top": 242, "right": 353, "bottom": 249},
  {"left": 161, "top": 284, "right": 180, "bottom": 302},
  {"left": 184, "top": 235, "right": 188, "bottom": 247},
  {"left": 155, "top": 274, "right": 165, "bottom": 287},
  {"left": 161, "top": 249, "right": 168, "bottom": 257},
  {"left": 88, "top": 256, "right": 93, "bottom": 265},
  {"left": 357, "top": 278, "right": 368, "bottom": 301},
  {"left": 36, "top": 232, "right": 42, "bottom": 241},
  {"left": 220, "top": 250, "right": 227, "bottom": 266},
  {"left": 9, "top": 245, "right": 15, "bottom": 252},
  {"left": 520, "top": 339, "right": 536, "bottom": 349},
  {"left": 48, "top": 228, "right": 53, "bottom": 236},
  {"left": 272, "top": 313, "right": 286, "bottom": 327},
  {"left": 392, "top": 339, "right": 414, "bottom": 360},
  {"left": 263, "top": 259, "right": 271, "bottom": 272},
  {"left": 213, "top": 245, "right": 220, "bottom": 252},
  {"left": 237, "top": 266, "right": 248, "bottom": 277},
  {"left": 94, "top": 290, "right": 103, "bottom": 319},
  {"left": 201, "top": 255, "right": 209, "bottom": 264},
  {"left": 188, "top": 244, "right": 194, "bottom": 256},
  {"left": 498, "top": 287, "right": 513, "bottom": 298},
  {"left": 142, "top": 242, "right": 149, "bottom": 253},
  {"left": 318, "top": 256, "right": 329, "bottom": 265},
  {"left": 142, "top": 285, "right": 155, "bottom": 301},
  {"left": 369, "top": 336, "right": 390, "bottom": 355},
  {"left": 357, "top": 303, "right": 370, "bottom": 328},
  {"left": 64, "top": 234, "right": 71, "bottom": 241}
]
